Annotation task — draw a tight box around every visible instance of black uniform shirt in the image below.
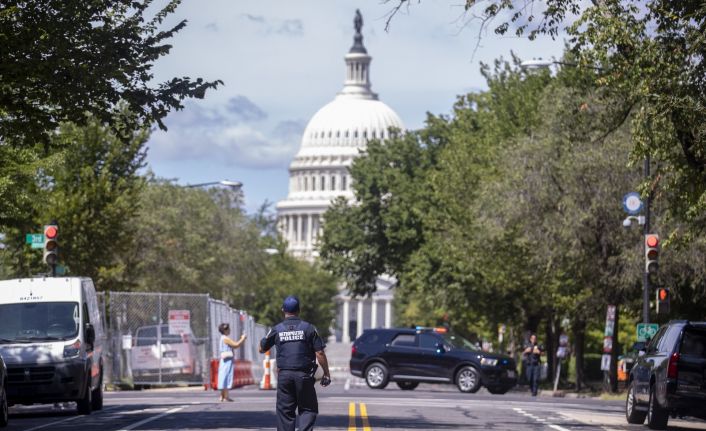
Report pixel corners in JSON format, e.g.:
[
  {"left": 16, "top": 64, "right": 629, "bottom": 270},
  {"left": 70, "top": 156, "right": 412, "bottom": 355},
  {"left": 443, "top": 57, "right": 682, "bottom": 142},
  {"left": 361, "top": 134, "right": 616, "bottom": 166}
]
[
  {"left": 260, "top": 316, "right": 325, "bottom": 372},
  {"left": 523, "top": 342, "right": 542, "bottom": 366}
]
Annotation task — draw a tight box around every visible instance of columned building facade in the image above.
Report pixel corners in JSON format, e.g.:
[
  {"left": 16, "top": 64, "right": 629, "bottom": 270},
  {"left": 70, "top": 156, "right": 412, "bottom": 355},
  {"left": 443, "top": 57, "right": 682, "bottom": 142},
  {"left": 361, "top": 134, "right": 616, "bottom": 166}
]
[{"left": 276, "top": 11, "right": 404, "bottom": 343}]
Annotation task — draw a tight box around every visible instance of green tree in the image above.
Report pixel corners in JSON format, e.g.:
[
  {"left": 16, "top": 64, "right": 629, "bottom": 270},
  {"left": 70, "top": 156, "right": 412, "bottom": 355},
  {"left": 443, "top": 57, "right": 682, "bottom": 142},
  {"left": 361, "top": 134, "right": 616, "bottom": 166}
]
[
  {"left": 233, "top": 249, "right": 339, "bottom": 339},
  {"left": 0, "top": 0, "right": 221, "bottom": 148},
  {"left": 1, "top": 112, "right": 147, "bottom": 286}
]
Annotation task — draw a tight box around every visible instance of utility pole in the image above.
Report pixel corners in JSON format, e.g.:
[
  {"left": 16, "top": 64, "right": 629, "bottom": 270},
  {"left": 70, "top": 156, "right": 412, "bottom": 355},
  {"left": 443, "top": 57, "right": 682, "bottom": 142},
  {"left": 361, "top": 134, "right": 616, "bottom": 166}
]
[{"left": 642, "top": 156, "right": 651, "bottom": 323}]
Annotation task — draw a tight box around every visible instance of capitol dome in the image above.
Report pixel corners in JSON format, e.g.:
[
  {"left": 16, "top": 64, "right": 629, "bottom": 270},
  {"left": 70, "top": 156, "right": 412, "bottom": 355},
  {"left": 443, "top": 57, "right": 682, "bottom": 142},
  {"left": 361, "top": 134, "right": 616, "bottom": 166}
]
[
  {"left": 276, "top": 10, "right": 404, "bottom": 261},
  {"left": 276, "top": 10, "right": 403, "bottom": 344}
]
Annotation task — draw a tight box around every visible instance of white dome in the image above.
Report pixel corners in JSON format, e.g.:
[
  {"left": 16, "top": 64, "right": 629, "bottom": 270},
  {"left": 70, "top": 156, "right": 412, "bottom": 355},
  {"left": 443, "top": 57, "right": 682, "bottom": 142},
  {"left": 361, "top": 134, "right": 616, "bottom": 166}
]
[{"left": 298, "top": 96, "right": 404, "bottom": 155}]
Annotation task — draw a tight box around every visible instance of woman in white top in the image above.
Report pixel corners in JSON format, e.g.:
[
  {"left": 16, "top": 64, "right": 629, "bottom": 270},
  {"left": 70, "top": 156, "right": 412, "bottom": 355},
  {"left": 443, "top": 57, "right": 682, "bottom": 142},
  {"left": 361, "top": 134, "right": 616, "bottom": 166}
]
[{"left": 217, "top": 323, "right": 246, "bottom": 402}]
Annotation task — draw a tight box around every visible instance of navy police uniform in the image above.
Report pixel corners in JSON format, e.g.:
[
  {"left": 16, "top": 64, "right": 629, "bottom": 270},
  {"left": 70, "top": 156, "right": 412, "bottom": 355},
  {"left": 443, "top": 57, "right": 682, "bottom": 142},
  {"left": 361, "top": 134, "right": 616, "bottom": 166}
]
[{"left": 260, "top": 316, "right": 325, "bottom": 431}]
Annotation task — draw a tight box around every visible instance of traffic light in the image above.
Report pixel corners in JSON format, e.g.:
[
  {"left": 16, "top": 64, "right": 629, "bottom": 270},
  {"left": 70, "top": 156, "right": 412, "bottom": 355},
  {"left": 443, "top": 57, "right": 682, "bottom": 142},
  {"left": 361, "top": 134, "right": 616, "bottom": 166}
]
[
  {"left": 656, "top": 287, "right": 670, "bottom": 315},
  {"left": 43, "top": 223, "right": 59, "bottom": 267},
  {"left": 645, "top": 234, "right": 659, "bottom": 274}
]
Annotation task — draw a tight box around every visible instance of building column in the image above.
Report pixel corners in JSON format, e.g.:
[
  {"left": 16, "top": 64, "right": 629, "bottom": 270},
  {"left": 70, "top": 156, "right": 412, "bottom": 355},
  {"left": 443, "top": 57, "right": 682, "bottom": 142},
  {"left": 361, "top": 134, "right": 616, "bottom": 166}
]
[
  {"left": 297, "top": 214, "right": 303, "bottom": 244},
  {"left": 307, "top": 213, "right": 313, "bottom": 248},
  {"left": 384, "top": 299, "right": 392, "bottom": 328},
  {"left": 356, "top": 299, "right": 364, "bottom": 339},
  {"left": 371, "top": 298, "right": 378, "bottom": 328},
  {"left": 342, "top": 298, "right": 350, "bottom": 343},
  {"left": 285, "top": 216, "right": 292, "bottom": 244}
]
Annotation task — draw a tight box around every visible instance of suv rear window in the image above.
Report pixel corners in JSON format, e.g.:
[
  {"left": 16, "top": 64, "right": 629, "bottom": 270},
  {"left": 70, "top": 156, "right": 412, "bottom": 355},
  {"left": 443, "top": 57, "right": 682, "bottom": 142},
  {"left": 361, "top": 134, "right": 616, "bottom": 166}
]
[
  {"left": 390, "top": 333, "right": 416, "bottom": 347},
  {"left": 681, "top": 329, "right": 706, "bottom": 358},
  {"left": 357, "top": 332, "right": 380, "bottom": 345}
]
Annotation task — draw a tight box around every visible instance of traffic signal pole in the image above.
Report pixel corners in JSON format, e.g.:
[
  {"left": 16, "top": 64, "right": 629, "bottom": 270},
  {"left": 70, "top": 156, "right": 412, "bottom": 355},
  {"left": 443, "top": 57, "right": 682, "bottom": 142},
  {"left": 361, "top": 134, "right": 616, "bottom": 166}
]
[{"left": 642, "top": 156, "right": 651, "bottom": 323}]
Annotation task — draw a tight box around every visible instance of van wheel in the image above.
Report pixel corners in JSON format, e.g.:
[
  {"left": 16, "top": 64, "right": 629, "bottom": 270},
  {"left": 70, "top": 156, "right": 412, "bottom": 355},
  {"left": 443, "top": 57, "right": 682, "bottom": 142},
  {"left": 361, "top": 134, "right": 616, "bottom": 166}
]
[
  {"left": 76, "top": 377, "right": 92, "bottom": 415},
  {"left": 647, "top": 385, "right": 668, "bottom": 429},
  {"left": 0, "top": 385, "right": 8, "bottom": 427},
  {"left": 396, "top": 381, "right": 419, "bottom": 390},
  {"left": 91, "top": 369, "right": 103, "bottom": 411},
  {"left": 456, "top": 366, "right": 481, "bottom": 393},
  {"left": 625, "top": 380, "right": 646, "bottom": 424},
  {"left": 365, "top": 363, "right": 389, "bottom": 389}
]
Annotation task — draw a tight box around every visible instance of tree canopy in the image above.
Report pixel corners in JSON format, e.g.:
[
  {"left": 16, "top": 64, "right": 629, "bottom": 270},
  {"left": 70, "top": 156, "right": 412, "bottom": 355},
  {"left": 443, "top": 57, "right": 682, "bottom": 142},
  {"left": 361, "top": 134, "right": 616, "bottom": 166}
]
[{"left": 0, "top": 0, "right": 221, "bottom": 148}]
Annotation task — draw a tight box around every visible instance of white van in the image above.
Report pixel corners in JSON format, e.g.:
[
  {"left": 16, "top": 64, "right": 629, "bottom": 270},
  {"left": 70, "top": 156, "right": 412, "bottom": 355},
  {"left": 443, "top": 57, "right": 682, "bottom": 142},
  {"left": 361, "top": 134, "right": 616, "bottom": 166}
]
[
  {"left": 0, "top": 277, "right": 105, "bottom": 414},
  {"left": 130, "top": 324, "right": 201, "bottom": 380}
]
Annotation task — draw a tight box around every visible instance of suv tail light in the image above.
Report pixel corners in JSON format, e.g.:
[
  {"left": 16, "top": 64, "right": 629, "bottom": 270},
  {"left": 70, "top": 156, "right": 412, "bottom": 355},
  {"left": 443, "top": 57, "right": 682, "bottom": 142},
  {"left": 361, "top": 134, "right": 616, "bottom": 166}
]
[
  {"left": 351, "top": 344, "right": 357, "bottom": 356},
  {"left": 667, "top": 352, "right": 680, "bottom": 379}
]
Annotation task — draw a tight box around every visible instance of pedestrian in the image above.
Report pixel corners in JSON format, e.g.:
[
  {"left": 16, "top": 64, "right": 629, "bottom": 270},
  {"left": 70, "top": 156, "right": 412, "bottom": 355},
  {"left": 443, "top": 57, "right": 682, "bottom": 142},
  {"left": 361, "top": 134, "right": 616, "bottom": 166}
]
[
  {"left": 523, "top": 333, "right": 544, "bottom": 396},
  {"left": 259, "top": 295, "right": 331, "bottom": 431},
  {"left": 217, "top": 323, "right": 247, "bottom": 402}
]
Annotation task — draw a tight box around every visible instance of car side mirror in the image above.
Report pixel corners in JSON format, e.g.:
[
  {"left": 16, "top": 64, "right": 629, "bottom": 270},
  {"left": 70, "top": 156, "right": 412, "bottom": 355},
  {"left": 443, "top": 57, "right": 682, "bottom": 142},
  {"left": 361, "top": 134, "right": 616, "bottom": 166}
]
[
  {"left": 85, "top": 323, "right": 96, "bottom": 347},
  {"left": 435, "top": 342, "right": 446, "bottom": 354}
]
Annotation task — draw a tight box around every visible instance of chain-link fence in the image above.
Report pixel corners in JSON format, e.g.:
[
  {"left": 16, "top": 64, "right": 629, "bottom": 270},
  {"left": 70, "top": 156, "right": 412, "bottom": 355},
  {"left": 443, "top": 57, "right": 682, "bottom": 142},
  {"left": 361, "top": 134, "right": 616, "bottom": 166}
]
[{"left": 103, "top": 292, "right": 268, "bottom": 387}]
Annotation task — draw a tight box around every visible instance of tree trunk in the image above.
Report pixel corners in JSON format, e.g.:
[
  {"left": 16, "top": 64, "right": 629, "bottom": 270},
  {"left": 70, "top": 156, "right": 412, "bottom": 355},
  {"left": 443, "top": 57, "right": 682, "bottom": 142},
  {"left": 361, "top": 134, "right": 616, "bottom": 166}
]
[
  {"left": 573, "top": 319, "right": 586, "bottom": 391},
  {"left": 544, "top": 312, "right": 556, "bottom": 382}
]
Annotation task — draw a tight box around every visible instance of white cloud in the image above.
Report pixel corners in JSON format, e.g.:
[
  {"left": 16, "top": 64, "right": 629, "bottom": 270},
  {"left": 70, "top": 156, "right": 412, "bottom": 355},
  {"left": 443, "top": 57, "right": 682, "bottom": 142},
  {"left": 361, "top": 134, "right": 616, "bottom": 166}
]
[{"left": 147, "top": 97, "right": 304, "bottom": 169}]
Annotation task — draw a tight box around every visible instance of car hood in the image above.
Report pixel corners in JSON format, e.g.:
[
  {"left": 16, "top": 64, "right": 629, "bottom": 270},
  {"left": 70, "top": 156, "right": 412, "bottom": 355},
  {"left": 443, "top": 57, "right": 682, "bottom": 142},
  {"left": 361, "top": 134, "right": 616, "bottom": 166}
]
[{"left": 0, "top": 342, "right": 65, "bottom": 364}]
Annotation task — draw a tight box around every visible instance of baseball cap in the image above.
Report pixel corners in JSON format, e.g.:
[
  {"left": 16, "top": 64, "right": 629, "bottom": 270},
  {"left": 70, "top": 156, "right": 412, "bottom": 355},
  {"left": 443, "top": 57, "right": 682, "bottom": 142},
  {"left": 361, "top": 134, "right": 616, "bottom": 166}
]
[{"left": 282, "top": 295, "right": 300, "bottom": 313}]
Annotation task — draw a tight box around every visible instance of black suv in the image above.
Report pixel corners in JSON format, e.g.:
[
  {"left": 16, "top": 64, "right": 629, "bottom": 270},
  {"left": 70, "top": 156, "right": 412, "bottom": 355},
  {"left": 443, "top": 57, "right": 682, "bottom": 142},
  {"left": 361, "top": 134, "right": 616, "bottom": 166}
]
[
  {"left": 626, "top": 320, "right": 706, "bottom": 429},
  {"left": 350, "top": 327, "right": 517, "bottom": 394}
]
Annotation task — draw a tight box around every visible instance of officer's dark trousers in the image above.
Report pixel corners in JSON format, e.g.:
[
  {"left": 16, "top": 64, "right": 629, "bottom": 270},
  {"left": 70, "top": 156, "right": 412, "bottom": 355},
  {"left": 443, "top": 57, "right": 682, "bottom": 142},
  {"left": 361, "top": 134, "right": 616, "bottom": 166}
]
[
  {"left": 276, "top": 369, "right": 318, "bottom": 431},
  {"left": 526, "top": 363, "right": 540, "bottom": 396}
]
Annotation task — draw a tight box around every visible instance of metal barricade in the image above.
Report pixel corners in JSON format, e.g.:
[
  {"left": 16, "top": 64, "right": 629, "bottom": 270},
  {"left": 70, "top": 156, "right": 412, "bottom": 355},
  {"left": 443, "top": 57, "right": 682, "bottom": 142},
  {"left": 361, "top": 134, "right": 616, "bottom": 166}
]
[{"left": 105, "top": 291, "right": 268, "bottom": 387}]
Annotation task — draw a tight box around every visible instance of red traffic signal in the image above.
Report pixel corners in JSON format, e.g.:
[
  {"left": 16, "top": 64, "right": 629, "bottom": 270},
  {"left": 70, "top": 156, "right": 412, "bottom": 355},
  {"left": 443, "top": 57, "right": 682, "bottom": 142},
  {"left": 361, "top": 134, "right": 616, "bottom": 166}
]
[
  {"left": 645, "top": 234, "right": 659, "bottom": 274},
  {"left": 43, "top": 224, "right": 59, "bottom": 267},
  {"left": 656, "top": 287, "right": 670, "bottom": 315}
]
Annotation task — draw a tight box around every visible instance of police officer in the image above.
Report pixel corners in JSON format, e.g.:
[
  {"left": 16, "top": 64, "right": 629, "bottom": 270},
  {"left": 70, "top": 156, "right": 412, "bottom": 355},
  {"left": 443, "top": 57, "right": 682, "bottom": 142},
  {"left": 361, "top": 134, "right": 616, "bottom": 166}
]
[{"left": 259, "top": 295, "right": 331, "bottom": 431}]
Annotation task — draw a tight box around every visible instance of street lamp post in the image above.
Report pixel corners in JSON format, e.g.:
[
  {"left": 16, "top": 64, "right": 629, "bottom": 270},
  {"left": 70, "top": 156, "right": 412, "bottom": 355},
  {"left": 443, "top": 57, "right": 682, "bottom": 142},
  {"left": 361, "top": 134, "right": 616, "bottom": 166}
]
[{"left": 185, "top": 180, "right": 243, "bottom": 189}]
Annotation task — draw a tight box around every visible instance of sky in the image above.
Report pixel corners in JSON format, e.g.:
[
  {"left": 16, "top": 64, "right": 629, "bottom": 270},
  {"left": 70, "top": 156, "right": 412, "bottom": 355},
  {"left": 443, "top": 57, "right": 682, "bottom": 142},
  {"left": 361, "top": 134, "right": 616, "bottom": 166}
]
[{"left": 146, "top": 0, "right": 566, "bottom": 213}]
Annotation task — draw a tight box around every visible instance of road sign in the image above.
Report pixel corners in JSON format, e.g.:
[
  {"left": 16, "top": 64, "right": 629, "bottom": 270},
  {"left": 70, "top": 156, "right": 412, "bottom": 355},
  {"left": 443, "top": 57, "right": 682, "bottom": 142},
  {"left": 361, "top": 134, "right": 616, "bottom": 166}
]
[
  {"left": 623, "top": 192, "right": 643, "bottom": 215},
  {"left": 168, "top": 309, "right": 191, "bottom": 335},
  {"left": 601, "top": 354, "right": 611, "bottom": 371},
  {"left": 636, "top": 323, "right": 659, "bottom": 342},
  {"left": 25, "top": 233, "right": 44, "bottom": 249}
]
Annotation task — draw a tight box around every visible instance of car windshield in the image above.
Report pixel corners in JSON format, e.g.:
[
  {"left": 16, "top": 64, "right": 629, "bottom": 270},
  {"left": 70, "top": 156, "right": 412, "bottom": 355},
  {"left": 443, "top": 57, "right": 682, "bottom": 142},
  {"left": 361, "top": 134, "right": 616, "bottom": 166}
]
[
  {"left": 0, "top": 302, "right": 80, "bottom": 342},
  {"left": 135, "top": 325, "right": 185, "bottom": 346},
  {"left": 441, "top": 332, "right": 479, "bottom": 351}
]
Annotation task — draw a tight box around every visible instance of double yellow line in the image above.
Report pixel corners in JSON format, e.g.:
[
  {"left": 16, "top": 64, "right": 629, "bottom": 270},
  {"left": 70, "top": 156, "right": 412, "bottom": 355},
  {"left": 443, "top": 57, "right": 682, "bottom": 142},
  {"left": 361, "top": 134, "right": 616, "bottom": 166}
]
[{"left": 348, "top": 401, "right": 372, "bottom": 431}]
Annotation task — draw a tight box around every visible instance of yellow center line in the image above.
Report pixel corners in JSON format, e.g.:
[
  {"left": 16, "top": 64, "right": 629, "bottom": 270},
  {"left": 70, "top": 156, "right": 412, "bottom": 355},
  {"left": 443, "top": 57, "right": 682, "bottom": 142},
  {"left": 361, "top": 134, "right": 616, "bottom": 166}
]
[
  {"left": 360, "top": 402, "right": 372, "bottom": 431},
  {"left": 348, "top": 401, "right": 357, "bottom": 431}
]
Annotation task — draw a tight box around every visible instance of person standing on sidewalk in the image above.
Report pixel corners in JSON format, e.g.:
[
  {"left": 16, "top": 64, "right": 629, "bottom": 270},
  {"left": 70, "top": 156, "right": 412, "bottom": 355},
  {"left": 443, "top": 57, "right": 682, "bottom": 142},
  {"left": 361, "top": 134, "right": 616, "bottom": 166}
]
[
  {"left": 217, "top": 323, "right": 246, "bottom": 402},
  {"left": 259, "top": 295, "right": 331, "bottom": 431},
  {"left": 523, "top": 334, "right": 544, "bottom": 396}
]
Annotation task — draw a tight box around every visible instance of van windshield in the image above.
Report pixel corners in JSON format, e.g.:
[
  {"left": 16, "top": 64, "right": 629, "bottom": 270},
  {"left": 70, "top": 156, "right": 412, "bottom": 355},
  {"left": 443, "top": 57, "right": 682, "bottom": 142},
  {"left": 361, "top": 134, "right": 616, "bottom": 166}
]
[{"left": 0, "top": 302, "right": 80, "bottom": 342}]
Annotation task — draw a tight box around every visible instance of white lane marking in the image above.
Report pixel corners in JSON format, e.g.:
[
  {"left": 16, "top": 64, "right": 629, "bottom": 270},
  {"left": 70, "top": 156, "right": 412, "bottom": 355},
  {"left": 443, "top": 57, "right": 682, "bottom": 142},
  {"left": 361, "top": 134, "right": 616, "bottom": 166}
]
[
  {"left": 514, "top": 407, "right": 570, "bottom": 431},
  {"left": 344, "top": 378, "right": 350, "bottom": 391},
  {"left": 117, "top": 406, "right": 184, "bottom": 431},
  {"left": 22, "top": 406, "right": 121, "bottom": 431}
]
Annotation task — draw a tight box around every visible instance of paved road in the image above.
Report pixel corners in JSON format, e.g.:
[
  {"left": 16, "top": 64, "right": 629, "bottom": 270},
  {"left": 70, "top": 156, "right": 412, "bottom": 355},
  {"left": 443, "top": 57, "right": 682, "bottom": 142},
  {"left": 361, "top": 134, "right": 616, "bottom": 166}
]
[{"left": 6, "top": 383, "right": 706, "bottom": 430}]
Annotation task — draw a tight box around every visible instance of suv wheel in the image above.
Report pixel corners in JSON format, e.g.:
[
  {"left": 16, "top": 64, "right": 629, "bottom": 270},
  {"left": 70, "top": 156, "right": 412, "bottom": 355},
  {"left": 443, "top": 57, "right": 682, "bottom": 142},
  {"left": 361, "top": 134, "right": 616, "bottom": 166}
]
[
  {"left": 365, "top": 363, "right": 389, "bottom": 389},
  {"left": 0, "top": 385, "right": 8, "bottom": 427},
  {"left": 647, "top": 384, "right": 668, "bottom": 430},
  {"left": 456, "top": 366, "right": 481, "bottom": 393},
  {"left": 396, "top": 381, "right": 419, "bottom": 390},
  {"left": 486, "top": 386, "right": 509, "bottom": 395},
  {"left": 625, "top": 380, "right": 646, "bottom": 424}
]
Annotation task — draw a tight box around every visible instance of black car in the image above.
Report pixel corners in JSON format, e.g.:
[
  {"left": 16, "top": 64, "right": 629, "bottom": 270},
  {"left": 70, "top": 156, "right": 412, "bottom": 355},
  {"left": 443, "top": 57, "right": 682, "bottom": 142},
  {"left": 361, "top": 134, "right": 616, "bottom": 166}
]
[
  {"left": 626, "top": 320, "right": 706, "bottom": 429},
  {"left": 350, "top": 327, "right": 517, "bottom": 394}
]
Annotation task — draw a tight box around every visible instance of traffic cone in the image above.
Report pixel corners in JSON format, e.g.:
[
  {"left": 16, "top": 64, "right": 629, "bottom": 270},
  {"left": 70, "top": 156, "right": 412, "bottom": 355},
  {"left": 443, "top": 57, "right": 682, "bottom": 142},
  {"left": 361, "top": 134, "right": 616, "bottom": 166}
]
[{"left": 260, "top": 350, "right": 273, "bottom": 390}]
